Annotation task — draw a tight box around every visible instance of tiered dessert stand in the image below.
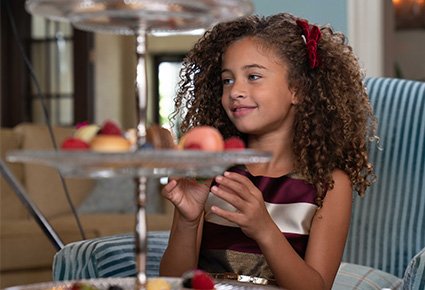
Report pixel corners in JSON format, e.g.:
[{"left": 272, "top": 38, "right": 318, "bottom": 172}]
[{"left": 7, "top": 1, "right": 273, "bottom": 289}]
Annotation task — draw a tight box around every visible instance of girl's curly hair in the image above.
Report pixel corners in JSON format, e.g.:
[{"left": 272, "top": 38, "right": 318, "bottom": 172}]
[{"left": 172, "top": 13, "right": 377, "bottom": 204}]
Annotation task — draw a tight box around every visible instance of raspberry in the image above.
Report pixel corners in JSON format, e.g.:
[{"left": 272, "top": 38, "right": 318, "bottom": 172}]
[
  {"left": 100, "top": 120, "right": 122, "bottom": 135},
  {"left": 61, "top": 137, "right": 89, "bottom": 150},
  {"left": 224, "top": 137, "right": 245, "bottom": 150},
  {"left": 191, "top": 270, "right": 215, "bottom": 290}
]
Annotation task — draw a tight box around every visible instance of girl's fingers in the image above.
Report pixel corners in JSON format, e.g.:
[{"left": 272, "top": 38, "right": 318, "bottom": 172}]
[
  {"left": 224, "top": 171, "right": 259, "bottom": 192},
  {"left": 214, "top": 172, "right": 257, "bottom": 200},
  {"left": 165, "top": 179, "right": 177, "bottom": 190},
  {"left": 211, "top": 205, "right": 240, "bottom": 223},
  {"left": 211, "top": 184, "right": 245, "bottom": 210},
  {"left": 161, "top": 179, "right": 177, "bottom": 198}
]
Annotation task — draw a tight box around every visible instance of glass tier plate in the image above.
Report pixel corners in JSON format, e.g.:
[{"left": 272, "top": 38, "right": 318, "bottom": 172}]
[
  {"left": 25, "top": 0, "right": 254, "bottom": 34},
  {"left": 5, "top": 277, "right": 279, "bottom": 290},
  {"left": 6, "top": 149, "right": 272, "bottom": 178}
]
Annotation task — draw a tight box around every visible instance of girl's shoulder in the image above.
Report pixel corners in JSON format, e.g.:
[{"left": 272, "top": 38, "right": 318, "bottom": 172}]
[
  {"left": 331, "top": 168, "right": 351, "bottom": 186},
  {"left": 322, "top": 169, "right": 352, "bottom": 203}
]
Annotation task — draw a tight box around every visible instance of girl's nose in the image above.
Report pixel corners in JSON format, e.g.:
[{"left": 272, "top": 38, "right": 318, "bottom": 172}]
[{"left": 229, "top": 81, "right": 247, "bottom": 99}]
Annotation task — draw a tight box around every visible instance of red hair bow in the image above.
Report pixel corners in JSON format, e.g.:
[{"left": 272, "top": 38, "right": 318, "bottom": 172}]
[{"left": 296, "top": 19, "right": 322, "bottom": 69}]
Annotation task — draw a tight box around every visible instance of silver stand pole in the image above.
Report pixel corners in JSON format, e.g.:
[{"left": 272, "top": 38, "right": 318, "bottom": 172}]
[{"left": 134, "top": 29, "right": 148, "bottom": 290}]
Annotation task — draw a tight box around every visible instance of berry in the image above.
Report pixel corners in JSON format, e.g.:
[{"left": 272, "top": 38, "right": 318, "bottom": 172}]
[
  {"left": 224, "top": 137, "right": 245, "bottom": 150},
  {"left": 191, "top": 270, "right": 215, "bottom": 290},
  {"left": 100, "top": 120, "right": 122, "bottom": 135},
  {"left": 61, "top": 137, "right": 90, "bottom": 150}
]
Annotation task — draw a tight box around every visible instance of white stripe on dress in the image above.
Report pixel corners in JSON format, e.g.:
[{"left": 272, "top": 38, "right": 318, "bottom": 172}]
[{"left": 204, "top": 192, "right": 317, "bottom": 235}]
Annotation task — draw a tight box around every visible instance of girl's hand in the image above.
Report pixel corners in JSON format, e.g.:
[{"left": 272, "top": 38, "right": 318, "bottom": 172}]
[
  {"left": 161, "top": 177, "right": 211, "bottom": 223},
  {"left": 210, "top": 171, "right": 275, "bottom": 241}
]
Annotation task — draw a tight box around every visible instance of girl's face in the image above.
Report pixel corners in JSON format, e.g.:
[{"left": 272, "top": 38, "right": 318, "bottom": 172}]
[{"left": 221, "top": 37, "right": 297, "bottom": 137}]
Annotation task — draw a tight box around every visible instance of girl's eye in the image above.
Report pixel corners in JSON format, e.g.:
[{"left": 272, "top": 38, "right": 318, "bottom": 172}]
[
  {"left": 222, "top": 78, "right": 234, "bottom": 85},
  {"left": 248, "top": 74, "right": 261, "bottom": 81}
]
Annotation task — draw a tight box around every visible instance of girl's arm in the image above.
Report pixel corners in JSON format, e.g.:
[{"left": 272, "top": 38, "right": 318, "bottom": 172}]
[
  {"left": 211, "top": 169, "right": 352, "bottom": 290},
  {"left": 159, "top": 178, "right": 211, "bottom": 276},
  {"left": 261, "top": 169, "right": 352, "bottom": 289},
  {"left": 159, "top": 209, "right": 204, "bottom": 276}
]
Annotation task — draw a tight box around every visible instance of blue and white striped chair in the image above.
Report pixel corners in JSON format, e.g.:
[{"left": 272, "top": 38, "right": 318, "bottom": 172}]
[
  {"left": 334, "top": 77, "right": 425, "bottom": 289},
  {"left": 52, "top": 77, "right": 425, "bottom": 290},
  {"left": 53, "top": 231, "right": 169, "bottom": 280}
]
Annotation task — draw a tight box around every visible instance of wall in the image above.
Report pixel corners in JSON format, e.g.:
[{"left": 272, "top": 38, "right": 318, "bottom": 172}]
[
  {"left": 394, "top": 30, "right": 425, "bottom": 81},
  {"left": 94, "top": 34, "right": 126, "bottom": 126},
  {"left": 348, "top": 0, "right": 425, "bottom": 80},
  {"left": 348, "top": 0, "right": 394, "bottom": 78},
  {"left": 251, "top": 0, "right": 347, "bottom": 35}
]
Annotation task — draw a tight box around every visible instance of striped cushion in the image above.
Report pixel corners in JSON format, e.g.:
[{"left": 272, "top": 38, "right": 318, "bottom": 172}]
[
  {"left": 333, "top": 263, "right": 402, "bottom": 290},
  {"left": 52, "top": 231, "right": 169, "bottom": 281},
  {"left": 343, "top": 77, "right": 425, "bottom": 278}
]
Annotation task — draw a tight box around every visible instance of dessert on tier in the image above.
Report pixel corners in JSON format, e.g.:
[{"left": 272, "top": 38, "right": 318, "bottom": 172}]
[
  {"left": 61, "top": 120, "right": 131, "bottom": 152},
  {"left": 53, "top": 269, "right": 215, "bottom": 290},
  {"left": 61, "top": 120, "right": 176, "bottom": 152},
  {"left": 61, "top": 122, "right": 245, "bottom": 153},
  {"left": 178, "top": 126, "right": 245, "bottom": 151}
]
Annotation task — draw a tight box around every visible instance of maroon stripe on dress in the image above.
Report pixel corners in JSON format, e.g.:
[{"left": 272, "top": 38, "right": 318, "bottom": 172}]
[
  {"left": 227, "top": 167, "right": 317, "bottom": 205},
  {"left": 201, "top": 222, "right": 309, "bottom": 258}
]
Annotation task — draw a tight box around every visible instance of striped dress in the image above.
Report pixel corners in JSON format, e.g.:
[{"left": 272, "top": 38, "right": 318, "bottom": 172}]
[{"left": 198, "top": 165, "right": 321, "bottom": 280}]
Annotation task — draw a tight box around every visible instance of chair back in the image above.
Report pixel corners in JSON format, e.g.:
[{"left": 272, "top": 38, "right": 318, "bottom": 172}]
[{"left": 342, "top": 77, "right": 425, "bottom": 278}]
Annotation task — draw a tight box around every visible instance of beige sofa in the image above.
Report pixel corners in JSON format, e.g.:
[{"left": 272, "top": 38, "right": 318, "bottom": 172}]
[{"left": 0, "top": 123, "right": 173, "bottom": 288}]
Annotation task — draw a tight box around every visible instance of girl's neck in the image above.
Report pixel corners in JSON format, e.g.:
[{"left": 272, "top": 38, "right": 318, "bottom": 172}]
[{"left": 246, "top": 132, "right": 295, "bottom": 177}]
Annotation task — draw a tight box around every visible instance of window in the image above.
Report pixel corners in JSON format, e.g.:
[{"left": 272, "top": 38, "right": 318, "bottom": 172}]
[
  {"left": 153, "top": 54, "right": 185, "bottom": 138},
  {"left": 30, "top": 16, "right": 74, "bottom": 125},
  {"left": 1, "top": 0, "right": 93, "bottom": 127}
]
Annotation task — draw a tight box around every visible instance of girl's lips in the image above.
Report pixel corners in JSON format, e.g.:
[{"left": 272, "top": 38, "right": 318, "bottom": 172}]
[{"left": 231, "top": 106, "right": 256, "bottom": 117}]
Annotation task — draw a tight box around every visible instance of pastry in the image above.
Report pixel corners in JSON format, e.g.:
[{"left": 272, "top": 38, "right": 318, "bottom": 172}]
[
  {"left": 179, "top": 126, "right": 224, "bottom": 152},
  {"left": 146, "top": 124, "right": 176, "bottom": 149},
  {"left": 147, "top": 278, "right": 171, "bottom": 290},
  {"left": 90, "top": 135, "right": 131, "bottom": 152}
]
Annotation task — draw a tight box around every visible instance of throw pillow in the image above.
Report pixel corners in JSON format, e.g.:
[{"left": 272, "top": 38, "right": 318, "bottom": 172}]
[{"left": 333, "top": 262, "right": 402, "bottom": 290}]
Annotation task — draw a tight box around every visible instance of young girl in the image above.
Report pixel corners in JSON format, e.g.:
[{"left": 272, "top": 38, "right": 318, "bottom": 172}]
[{"left": 159, "top": 13, "right": 377, "bottom": 290}]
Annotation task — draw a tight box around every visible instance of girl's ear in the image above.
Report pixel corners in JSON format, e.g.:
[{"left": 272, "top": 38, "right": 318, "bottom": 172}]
[{"left": 291, "top": 91, "right": 299, "bottom": 105}]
